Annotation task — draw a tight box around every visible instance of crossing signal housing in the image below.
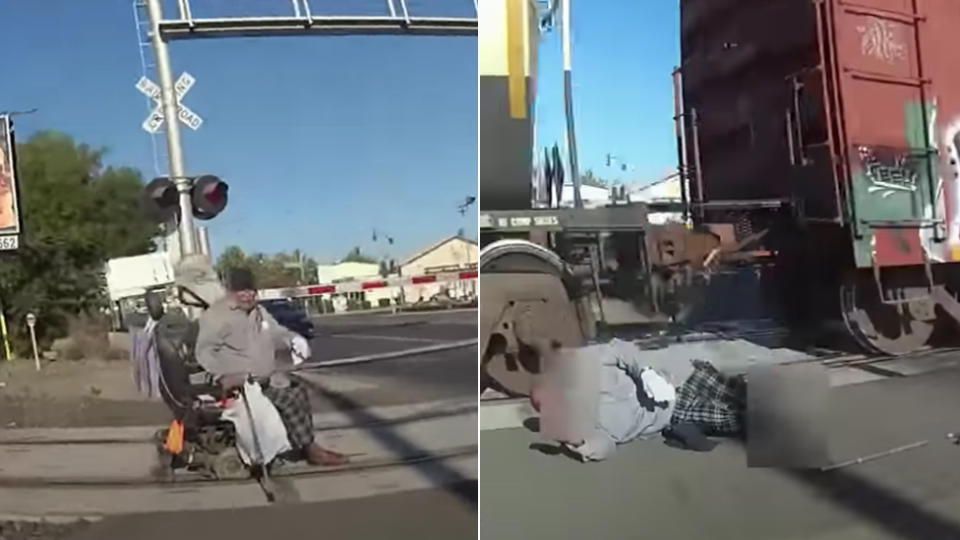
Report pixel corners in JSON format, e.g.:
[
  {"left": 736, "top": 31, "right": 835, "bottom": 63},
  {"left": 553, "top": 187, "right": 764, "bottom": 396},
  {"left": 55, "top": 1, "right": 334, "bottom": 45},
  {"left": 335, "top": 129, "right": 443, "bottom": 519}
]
[
  {"left": 143, "top": 177, "right": 179, "bottom": 222},
  {"left": 142, "top": 175, "right": 229, "bottom": 223},
  {"left": 191, "top": 175, "right": 228, "bottom": 220}
]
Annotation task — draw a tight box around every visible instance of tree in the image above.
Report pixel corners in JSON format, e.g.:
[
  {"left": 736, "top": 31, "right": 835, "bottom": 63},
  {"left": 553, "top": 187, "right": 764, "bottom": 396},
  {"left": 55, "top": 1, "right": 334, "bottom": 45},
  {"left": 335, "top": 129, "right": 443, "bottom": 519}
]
[
  {"left": 215, "top": 245, "right": 249, "bottom": 276},
  {"left": 216, "top": 247, "right": 319, "bottom": 289},
  {"left": 0, "top": 131, "right": 162, "bottom": 353},
  {"left": 342, "top": 246, "right": 377, "bottom": 264}
]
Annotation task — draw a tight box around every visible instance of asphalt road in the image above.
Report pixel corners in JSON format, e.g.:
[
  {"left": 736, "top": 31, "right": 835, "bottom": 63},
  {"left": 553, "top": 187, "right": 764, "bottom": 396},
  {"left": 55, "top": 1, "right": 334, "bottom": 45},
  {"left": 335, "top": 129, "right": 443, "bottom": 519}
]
[
  {"left": 0, "top": 309, "right": 477, "bottom": 428},
  {"left": 66, "top": 481, "right": 477, "bottom": 540},
  {"left": 480, "top": 363, "right": 960, "bottom": 540},
  {"left": 301, "top": 309, "right": 477, "bottom": 411}
]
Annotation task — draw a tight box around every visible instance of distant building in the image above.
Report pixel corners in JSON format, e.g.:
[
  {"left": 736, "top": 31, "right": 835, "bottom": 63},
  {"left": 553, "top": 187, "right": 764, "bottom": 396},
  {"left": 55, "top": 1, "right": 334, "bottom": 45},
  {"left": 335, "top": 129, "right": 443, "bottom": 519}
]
[
  {"left": 316, "top": 262, "right": 381, "bottom": 283},
  {"left": 401, "top": 235, "right": 478, "bottom": 302},
  {"left": 559, "top": 183, "right": 611, "bottom": 209},
  {"left": 315, "top": 261, "right": 395, "bottom": 312},
  {"left": 629, "top": 173, "right": 685, "bottom": 225},
  {"left": 306, "top": 236, "right": 478, "bottom": 312}
]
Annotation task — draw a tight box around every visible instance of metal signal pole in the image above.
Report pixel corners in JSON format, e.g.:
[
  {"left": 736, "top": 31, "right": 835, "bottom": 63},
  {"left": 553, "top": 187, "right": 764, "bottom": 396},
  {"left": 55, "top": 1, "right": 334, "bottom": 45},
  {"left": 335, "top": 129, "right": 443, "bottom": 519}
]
[
  {"left": 562, "top": 0, "right": 582, "bottom": 209},
  {"left": 145, "top": 0, "right": 197, "bottom": 256}
]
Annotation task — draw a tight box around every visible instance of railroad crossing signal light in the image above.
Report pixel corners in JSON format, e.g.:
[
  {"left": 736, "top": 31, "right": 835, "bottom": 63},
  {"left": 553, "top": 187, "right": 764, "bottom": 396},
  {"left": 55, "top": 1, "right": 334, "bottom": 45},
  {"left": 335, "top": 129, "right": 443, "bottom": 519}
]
[
  {"left": 191, "top": 175, "right": 228, "bottom": 221},
  {"left": 143, "top": 177, "right": 179, "bottom": 222},
  {"left": 142, "top": 175, "right": 229, "bottom": 223}
]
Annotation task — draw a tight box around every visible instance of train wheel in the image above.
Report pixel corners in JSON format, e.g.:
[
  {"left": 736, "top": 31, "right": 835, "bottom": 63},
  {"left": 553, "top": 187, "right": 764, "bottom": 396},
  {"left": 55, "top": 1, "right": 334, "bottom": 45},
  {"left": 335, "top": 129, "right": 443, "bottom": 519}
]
[
  {"left": 839, "top": 272, "right": 935, "bottom": 355},
  {"left": 479, "top": 240, "right": 588, "bottom": 397}
]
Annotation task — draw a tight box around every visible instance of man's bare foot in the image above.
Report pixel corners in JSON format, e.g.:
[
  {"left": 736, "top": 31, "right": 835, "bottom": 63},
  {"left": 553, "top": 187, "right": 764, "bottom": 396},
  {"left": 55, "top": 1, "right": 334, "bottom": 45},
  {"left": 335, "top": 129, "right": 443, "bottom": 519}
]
[{"left": 305, "top": 443, "right": 349, "bottom": 466}]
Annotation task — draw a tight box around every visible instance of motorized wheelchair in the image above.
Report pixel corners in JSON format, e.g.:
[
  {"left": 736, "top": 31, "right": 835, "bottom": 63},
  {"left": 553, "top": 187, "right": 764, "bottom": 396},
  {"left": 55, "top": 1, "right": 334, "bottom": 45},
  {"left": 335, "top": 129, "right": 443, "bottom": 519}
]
[{"left": 146, "top": 288, "right": 249, "bottom": 480}]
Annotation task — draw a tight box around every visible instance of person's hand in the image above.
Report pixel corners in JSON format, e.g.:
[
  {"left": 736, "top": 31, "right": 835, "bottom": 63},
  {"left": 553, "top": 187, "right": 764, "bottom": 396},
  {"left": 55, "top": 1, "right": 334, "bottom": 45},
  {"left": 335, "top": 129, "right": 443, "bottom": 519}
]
[{"left": 291, "top": 335, "right": 311, "bottom": 365}]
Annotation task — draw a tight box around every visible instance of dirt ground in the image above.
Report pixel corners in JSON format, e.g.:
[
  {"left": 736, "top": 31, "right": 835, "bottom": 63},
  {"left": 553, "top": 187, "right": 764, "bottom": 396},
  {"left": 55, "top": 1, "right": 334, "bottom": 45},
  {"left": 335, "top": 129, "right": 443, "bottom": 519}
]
[
  {"left": 0, "top": 358, "right": 169, "bottom": 428},
  {"left": 0, "top": 519, "right": 92, "bottom": 540}
]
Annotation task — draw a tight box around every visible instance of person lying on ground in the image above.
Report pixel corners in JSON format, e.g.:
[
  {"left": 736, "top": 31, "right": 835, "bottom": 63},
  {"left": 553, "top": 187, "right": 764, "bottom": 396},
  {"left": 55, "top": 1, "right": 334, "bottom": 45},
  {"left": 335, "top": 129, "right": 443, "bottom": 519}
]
[
  {"left": 529, "top": 338, "right": 746, "bottom": 462},
  {"left": 196, "top": 267, "right": 348, "bottom": 466}
]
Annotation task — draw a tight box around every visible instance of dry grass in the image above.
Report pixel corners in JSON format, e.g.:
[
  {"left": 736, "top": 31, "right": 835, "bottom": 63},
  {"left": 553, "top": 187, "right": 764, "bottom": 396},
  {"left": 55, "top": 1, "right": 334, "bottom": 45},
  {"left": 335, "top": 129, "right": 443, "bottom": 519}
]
[{"left": 54, "top": 314, "right": 116, "bottom": 361}]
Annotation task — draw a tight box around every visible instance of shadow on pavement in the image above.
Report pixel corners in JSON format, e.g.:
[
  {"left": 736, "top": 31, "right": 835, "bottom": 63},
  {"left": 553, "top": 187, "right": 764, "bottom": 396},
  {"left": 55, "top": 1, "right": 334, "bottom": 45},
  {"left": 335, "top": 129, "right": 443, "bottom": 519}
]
[
  {"left": 300, "top": 378, "right": 478, "bottom": 510},
  {"left": 782, "top": 467, "right": 960, "bottom": 540},
  {"left": 722, "top": 436, "right": 960, "bottom": 540},
  {"left": 315, "top": 401, "right": 478, "bottom": 433},
  {"left": 66, "top": 481, "right": 478, "bottom": 540}
]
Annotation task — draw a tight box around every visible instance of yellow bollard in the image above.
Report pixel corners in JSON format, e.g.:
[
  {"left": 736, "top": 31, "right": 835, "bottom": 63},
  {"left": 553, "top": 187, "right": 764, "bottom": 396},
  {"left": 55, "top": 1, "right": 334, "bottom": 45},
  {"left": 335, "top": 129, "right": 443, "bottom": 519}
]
[{"left": 0, "top": 304, "right": 11, "bottom": 361}]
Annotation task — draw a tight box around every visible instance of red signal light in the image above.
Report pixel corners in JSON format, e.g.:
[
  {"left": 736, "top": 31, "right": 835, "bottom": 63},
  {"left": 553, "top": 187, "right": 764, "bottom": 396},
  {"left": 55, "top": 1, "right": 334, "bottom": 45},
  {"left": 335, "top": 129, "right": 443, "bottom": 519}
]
[{"left": 191, "top": 175, "right": 228, "bottom": 220}]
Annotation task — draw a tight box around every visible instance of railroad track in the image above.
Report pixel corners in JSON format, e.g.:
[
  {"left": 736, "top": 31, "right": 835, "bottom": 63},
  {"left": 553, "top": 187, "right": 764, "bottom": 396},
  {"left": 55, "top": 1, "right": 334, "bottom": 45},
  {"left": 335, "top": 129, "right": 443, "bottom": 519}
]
[
  {"left": 0, "top": 444, "right": 477, "bottom": 488},
  {"left": 0, "top": 399, "right": 478, "bottom": 517},
  {"left": 480, "top": 320, "right": 960, "bottom": 403}
]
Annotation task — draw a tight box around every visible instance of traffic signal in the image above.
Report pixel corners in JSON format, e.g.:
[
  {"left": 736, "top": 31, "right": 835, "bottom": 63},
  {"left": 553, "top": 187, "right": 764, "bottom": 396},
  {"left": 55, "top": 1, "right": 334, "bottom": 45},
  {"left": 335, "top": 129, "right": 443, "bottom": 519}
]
[
  {"left": 191, "top": 175, "right": 228, "bottom": 221},
  {"left": 143, "top": 177, "right": 179, "bottom": 222},
  {"left": 142, "top": 175, "right": 229, "bottom": 223}
]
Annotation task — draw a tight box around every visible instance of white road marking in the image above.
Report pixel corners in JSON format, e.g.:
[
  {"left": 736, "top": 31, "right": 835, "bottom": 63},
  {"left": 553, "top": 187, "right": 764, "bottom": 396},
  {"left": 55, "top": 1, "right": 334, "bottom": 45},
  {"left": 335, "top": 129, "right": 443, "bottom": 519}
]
[{"left": 329, "top": 333, "right": 449, "bottom": 344}]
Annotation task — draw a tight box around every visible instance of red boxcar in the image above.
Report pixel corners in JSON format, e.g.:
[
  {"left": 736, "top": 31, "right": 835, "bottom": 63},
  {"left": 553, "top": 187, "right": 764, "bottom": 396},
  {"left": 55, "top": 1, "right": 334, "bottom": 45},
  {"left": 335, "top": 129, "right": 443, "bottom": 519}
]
[{"left": 677, "top": 0, "right": 960, "bottom": 354}]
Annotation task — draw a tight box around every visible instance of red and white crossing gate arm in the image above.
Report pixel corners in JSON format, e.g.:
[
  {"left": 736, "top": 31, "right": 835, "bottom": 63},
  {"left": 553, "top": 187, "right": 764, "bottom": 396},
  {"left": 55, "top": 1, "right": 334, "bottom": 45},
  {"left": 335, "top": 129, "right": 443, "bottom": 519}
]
[{"left": 258, "top": 269, "right": 478, "bottom": 300}]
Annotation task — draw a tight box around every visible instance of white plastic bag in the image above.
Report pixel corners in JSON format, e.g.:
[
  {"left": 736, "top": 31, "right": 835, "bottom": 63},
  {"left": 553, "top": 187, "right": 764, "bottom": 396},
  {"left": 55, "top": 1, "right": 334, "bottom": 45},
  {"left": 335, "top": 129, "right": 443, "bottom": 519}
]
[
  {"left": 640, "top": 368, "right": 676, "bottom": 403},
  {"left": 221, "top": 381, "right": 292, "bottom": 466}
]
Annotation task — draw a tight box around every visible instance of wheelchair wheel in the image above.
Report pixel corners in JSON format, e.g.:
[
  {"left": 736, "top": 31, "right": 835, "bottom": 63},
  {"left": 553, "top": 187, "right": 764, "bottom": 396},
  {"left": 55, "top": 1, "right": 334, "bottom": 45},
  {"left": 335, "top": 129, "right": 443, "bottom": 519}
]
[{"left": 211, "top": 448, "right": 247, "bottom": 480}]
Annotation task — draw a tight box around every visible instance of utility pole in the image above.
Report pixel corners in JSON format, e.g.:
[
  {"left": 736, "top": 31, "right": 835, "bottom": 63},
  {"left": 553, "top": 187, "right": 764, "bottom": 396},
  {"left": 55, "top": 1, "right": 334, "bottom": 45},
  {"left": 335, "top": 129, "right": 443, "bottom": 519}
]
[
  {"left": 145, "top": 0, "right": 197, "bottom": 256},
  {"left": 562, "top": 0, "right": 582, "bottom": 209}
]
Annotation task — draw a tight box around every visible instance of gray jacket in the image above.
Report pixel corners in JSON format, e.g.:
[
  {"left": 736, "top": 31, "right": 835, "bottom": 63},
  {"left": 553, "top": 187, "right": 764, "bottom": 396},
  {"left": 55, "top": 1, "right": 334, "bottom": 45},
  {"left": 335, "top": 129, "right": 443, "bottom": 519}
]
[
  {"left": 196, "top": 296, "right": 298, "bottom": 387},
  {"left": 568, "top": 339, "right": 693, "bottom": 461}
]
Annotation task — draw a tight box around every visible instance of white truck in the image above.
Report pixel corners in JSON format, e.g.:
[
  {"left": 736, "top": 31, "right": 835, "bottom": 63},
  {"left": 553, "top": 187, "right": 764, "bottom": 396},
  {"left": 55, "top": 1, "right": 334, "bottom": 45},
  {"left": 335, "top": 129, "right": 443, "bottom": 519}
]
[{"left": 104, "top": 251, "right": 176, "bottom": 330}]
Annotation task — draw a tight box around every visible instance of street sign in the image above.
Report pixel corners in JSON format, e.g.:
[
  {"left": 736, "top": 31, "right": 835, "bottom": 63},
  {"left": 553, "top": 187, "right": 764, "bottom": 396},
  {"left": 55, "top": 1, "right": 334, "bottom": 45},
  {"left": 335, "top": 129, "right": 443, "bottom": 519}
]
[
  {"left": 136, "top": 73, "right": 204, "bottom": 133},
  {"left": 25, "top": 312, "right": 39, "bottom": 371},
  {"left": 173, "top": 72, "right": 195, "bottom": 99},
  {"left": 0, "top": 235, "right": 19, "bottom": 251}
]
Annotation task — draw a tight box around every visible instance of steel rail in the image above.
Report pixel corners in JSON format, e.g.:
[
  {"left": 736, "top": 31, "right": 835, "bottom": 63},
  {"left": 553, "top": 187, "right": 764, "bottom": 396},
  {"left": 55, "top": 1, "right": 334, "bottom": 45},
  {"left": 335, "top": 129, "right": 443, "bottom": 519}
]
[
  {"left": 0, "top": 444, "right": 476, "bottom": 488},
  {"left": 0, "top": 402, "right": 478, "bottom": 447}
]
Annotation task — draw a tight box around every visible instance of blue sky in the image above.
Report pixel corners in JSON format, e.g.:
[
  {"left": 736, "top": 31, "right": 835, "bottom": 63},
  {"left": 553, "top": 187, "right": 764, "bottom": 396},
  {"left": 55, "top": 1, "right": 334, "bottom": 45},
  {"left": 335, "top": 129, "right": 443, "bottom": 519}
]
[
  {"left": 0, "top": 1, "right": 477, "bottom": 263},
  {"left": 536, "top": 1, "right": 680, "bottom": 186}
]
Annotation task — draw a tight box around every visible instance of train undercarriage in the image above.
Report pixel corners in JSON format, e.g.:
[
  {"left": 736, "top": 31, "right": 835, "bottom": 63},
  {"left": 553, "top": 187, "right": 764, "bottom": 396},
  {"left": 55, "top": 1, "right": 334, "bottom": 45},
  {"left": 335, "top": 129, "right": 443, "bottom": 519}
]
[{"left": 479, "top": 204, "right": 960, "bottom": 397}]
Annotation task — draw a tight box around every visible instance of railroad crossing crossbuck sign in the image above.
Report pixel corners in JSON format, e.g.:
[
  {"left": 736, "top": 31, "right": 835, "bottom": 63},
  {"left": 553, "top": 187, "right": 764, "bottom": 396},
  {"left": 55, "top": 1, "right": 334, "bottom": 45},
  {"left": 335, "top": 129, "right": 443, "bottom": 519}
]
[{"left": 136, "top": 73, "right": 204, "bottom": 133}]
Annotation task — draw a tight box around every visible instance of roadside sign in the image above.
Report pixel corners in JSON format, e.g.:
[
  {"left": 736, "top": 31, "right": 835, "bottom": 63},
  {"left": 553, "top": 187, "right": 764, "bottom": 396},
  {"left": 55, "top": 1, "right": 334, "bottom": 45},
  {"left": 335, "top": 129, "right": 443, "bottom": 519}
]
[
  {"left": 142, "top": 108, "right": 165, "bottom": 134},
  {"left": 177, "top": 104, "right": 203, "bottom": 130},
  {"left": 0, "top": 115, "right": 22, "bottom": 249},
  {"left": 0, "top": 235, "right": 19, "bottom": 251},
  {"left": 173, "top": 72, "right": 195, "bottom": 100},
  {"left": 136, "top": 72, "right": 204, "bottom": 133},
  {"left": 136, "top": 77, "right": 161, "bottom": 101}
]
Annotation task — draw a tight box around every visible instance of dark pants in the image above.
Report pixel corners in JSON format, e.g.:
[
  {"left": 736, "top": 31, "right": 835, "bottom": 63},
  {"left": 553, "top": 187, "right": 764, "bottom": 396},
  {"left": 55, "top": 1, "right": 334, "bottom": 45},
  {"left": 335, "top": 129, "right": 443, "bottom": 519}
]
[{"left": 261, "top": 378, "right": 315, "bottom": 450}]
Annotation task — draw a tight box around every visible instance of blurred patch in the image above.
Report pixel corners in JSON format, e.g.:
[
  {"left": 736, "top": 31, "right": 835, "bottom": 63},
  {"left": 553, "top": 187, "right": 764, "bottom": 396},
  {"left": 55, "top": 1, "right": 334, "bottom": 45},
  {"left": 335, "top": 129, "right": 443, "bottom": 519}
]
[
  {"left": 538, "top": 347, "right": 601, "bottom": 445},
  {"left": 747, "top": 363, "right": 830, "bottom": 468}
]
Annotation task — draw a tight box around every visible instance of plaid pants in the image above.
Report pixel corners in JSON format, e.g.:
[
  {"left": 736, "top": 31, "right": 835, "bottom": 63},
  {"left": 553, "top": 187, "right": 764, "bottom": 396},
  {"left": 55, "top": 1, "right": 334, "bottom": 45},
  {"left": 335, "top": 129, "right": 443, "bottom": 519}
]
[
  {"left": 670, "top": 360, "right": 747, "bottom": 435},
  {"left": 261, "top": 378, "right": 315, "bottom": 449}
]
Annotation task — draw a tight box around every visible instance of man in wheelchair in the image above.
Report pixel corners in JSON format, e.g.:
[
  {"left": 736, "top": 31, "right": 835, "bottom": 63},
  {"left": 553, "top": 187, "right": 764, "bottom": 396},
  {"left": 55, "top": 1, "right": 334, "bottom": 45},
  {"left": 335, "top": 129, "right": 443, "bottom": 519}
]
[{"left": 195, "top": 267, "right": 348, "bottom": 467}]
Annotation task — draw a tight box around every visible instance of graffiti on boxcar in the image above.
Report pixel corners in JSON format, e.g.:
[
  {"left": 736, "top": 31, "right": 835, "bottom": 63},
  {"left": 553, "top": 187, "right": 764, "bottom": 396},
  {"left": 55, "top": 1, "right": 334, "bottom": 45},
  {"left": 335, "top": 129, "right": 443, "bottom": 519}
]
[
  {"left": 857, "top": 146, "right": 918, "bottom": 198},
  {"left": 920, "top": 112, "right": 960, "bottom": 264},
  {"left": 857, "top": 17, "right": 907, "bottom": 64},
  {"left": 945, "top": 121, "right": 960, "bottom": 257}
]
